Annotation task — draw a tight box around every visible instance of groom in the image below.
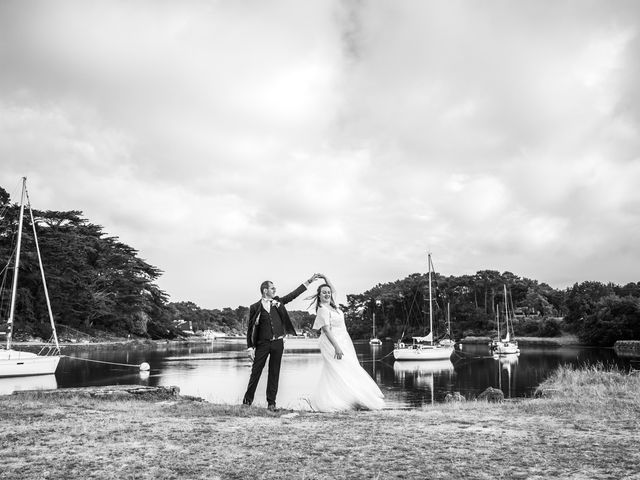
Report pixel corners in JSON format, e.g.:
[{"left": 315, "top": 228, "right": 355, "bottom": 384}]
[{"left": 242, "top": 274, "right": 318, "bottom": 410}]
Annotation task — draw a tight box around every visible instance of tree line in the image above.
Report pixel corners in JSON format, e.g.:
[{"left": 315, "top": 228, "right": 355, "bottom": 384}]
[
  {"left": 1, "top": 185, "right": 638, "bottom": 346},
  {"left": 341, "top": 271, "right": 640, "bottom": 346},
  {"left": 0, "top": 186, "right": 314, "bottom": 341}
]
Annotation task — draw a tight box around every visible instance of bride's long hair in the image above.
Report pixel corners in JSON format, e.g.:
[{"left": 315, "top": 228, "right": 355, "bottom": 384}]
[{"left": 306, "top": 283, "right": 337, "bottom": 312}]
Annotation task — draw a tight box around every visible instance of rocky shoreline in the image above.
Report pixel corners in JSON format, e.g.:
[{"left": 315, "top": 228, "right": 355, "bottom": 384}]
[{"left": 10, "top": 384, "right": 187, "bottom": 400}]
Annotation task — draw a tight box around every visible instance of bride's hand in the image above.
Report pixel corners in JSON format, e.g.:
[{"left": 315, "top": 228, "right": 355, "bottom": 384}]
[{"left": 334, "top": 347, "right": 343, "bottom": 360}]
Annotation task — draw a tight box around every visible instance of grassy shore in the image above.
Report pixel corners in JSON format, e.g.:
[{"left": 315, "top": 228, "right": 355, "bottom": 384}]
[{"left": 2, "top": 365, "right": 639, "bottom": 480}]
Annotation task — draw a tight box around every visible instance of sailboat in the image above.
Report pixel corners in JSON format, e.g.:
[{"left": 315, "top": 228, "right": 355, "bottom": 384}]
[
  {"left": 369, "top": 307, "right": 382, "bottom": 345},
  {"left": 393, "top": 253, "right": 454, "bottom": 361},
  {"left": 438, "top": 302, "right": 456, "bottom": 347},
  {"left": 0, "top": 178, "right": 61, "bottom": 377},
  {"left": 489, "top": 285, "right": 519, "bottom": 355}
]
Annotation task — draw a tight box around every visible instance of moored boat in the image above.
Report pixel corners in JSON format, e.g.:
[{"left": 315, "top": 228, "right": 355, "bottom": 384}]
[
  {"left": 393, "top": 253, "right": 454, "bottom": 361},
  {"left": 369, "top": 300, "right": 382, "bottom": 345},
  {"left": 1, "top": 178, "right": 61, "bottom": 378},
  {"left": 489, "top": 285, "right": 520, "bottom": 355},
  {"left": 438, "top": 302, "right": 456, "bottom": 348}
]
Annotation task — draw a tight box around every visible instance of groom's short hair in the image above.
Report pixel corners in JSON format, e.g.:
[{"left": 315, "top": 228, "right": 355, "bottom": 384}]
[{"left": 260, "top": 280, "right": 272, "bottom": 295}]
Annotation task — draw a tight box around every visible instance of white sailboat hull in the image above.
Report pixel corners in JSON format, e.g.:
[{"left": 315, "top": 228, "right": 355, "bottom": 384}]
[
  {"left": 0, "top": 350, "right": 60, "bottom": 377},
  {"left": 369, "top": 338, "right": 382, "bottom": 345},
  {"left": 393, "top": 345, "right": 454, "bottom": 361}
]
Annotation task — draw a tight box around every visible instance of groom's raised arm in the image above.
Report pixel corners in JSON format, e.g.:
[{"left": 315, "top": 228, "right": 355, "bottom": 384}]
[{"left": 278, "top": 274, "right": 317, "bottom": 305}]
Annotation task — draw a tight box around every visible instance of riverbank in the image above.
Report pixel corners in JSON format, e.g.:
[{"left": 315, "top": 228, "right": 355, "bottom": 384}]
[
  {"left": 15, "top": 333, "right": 585, "bottom": 349},
  {"left": 2, "top": 365, "right": 638, "bottom": 480},
  {"left": 11, "top": 335, "right": 228, "bottom": 349},
  {"left": 461, "top": 334, "right": 581, "bottom": 347},
  {"left": 614, "top": 340, "right": 640, "bottom": 358}
]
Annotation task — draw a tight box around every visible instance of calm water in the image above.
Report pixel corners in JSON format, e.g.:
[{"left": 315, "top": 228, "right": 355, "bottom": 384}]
[{"left": 0, "top": 339, "right": 634, "bottom": 409}]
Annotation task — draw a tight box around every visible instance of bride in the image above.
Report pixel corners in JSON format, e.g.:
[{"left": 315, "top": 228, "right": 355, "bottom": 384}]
[{"left": 309, "top": 275, "right": 385, "bottom": 412}]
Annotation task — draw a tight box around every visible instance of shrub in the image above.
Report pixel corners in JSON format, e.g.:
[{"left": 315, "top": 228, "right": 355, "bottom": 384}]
[
  {"left": 514, "top": 318, "right": 539, "bottom": 336},
  {"left": 538, "top": 318, "right": 561, "bottom": 337}
]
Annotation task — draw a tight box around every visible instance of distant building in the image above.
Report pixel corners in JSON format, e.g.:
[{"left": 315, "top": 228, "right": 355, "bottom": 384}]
[
  {"left": 173, "top": 318, "right": 195, "bottom": 335},
  {"left": 513, "top": 308, "right": 526, "bottom": 318}
]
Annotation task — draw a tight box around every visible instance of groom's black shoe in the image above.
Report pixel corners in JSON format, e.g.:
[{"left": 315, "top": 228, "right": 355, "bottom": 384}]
[{"left": 267, "top": 404, "right": 277, "bottom": 412}]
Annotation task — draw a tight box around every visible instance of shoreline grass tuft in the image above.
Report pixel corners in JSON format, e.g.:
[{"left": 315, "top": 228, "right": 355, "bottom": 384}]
[{"left": 535, "top": 361, "right": 640, "bottom": 399}]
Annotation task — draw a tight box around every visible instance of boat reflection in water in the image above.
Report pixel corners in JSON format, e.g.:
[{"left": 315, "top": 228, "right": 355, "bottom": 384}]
[
  {"left": 0, "top": 374, "right": 57, "bottom": 396},
  {"left": 368, "top": 341, "right": 384, "bottom": 383},
  {"left": 393, "top": 360, "right": 455, "bottom": 404},
  {"left": 494, "top": 352, "right": 519, "bottom": 398}
]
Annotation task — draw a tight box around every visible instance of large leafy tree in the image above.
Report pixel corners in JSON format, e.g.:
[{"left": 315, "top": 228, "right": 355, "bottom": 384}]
[
  {"left": 0, "top": 187, "right": 170, "bottom": 338},
  {"left": 579, "top": 295, "right": 640, "bottom": 346},
  {"left": 563, "top": 281, "right": 615, "bottom": 332}
]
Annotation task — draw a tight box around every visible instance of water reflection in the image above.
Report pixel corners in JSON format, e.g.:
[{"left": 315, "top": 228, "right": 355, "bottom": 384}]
[
  {"left": 494, "top": 353, "right": 519, "bottom": 398},
  {"left": 0, "top": 374, "right": 57, "bottom": 395},
  {"left": 1, "top": 340, "right": 634, "bottom": 409},
  {"left": 370, "top": 342, "right": 382, "bottom": 382},
  {"left": 393, "top": 360, "right": 455, "bottom": 405},
  {"left": 156, "top": 347, "right": 322, "bottom": 409},
  {"left": 393, "top": 359, "right": 454, "bottom": 379}
]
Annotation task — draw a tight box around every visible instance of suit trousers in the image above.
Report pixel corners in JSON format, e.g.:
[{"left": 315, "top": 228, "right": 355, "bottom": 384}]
[{"left": 243, "top": 338, "right": 284, "bottom": 406}]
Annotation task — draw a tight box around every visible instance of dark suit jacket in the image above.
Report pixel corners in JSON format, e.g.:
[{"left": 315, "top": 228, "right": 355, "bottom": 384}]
[{"left": 246, "top": 284, "right": 307, "bottom": 348}]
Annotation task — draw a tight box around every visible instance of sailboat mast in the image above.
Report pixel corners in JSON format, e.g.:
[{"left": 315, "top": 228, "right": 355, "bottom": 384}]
[
  {"left": 503, "top": 284, "right": 509, "bottom": 341},
  {"left": 26, "top": 187, "right": 60, "bottom": 350},
  {"left": 6, "top": 177, "right": 27, "bottom": 350},
  {"left": 428, "top": 252, "right": 433, "bottom": 346},
  {"left": 372, "top": 311, "right": 376, "bottom": 338}
]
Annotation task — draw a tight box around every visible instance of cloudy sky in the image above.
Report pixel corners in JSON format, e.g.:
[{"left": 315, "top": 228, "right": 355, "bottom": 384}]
[{"left": 1, "top": 0, "right": 639, "bottom": 310}]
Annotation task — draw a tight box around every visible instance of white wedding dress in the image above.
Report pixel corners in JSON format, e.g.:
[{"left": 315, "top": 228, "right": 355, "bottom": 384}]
[{"left": 310, "top": 305, "right": 385, "bottom": 412}]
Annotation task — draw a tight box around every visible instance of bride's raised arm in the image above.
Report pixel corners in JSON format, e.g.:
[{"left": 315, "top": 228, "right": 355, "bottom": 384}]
[{"left": 319, "top": 274, "right": 336, "bottom": 294}]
